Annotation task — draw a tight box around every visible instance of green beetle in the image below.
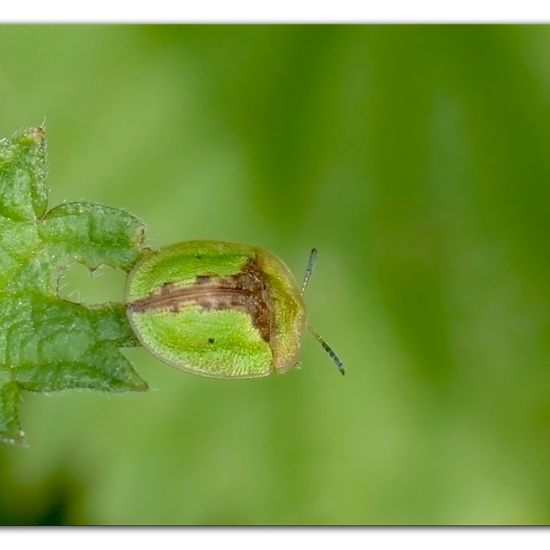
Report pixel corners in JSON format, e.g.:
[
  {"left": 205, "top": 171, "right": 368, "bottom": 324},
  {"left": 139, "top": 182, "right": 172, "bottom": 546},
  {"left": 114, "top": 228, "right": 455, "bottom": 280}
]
[{"left": 125, "top": 240, "right": 343, "bottom": 379}]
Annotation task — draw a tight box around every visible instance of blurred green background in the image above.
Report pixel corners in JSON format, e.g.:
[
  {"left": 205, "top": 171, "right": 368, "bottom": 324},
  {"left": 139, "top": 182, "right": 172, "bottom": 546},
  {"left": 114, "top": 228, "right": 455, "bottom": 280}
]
[{"left": 0, "top": 24, "right": 549, "bottom": 525}]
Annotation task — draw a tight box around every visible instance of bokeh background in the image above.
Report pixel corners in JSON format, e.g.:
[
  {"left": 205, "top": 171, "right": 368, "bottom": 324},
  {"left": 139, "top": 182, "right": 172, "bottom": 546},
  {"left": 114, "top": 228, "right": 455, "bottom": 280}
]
[{"left": 0, "top": 24, "right": 549, "bottom": 525}]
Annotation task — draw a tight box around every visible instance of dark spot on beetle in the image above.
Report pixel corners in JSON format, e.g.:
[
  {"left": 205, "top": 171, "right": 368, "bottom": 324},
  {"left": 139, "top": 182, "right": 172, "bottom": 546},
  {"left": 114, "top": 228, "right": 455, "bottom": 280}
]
[
  {"left": 161, "top": 281, "right": 176, "bottom": 294},
  {"left": 208, "top": 337, "right": 215, "bottom": 344}
]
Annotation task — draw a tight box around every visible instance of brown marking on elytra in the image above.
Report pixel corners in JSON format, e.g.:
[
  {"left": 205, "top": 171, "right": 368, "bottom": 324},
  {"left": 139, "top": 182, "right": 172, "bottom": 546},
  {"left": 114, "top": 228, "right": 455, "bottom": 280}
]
[{"left": 128, "top": 259, "right": 272, "bottom": 342}]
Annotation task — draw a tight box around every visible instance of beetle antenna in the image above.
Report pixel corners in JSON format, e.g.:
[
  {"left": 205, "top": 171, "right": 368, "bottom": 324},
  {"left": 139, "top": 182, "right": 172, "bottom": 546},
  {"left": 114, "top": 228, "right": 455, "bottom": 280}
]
[
  {"left": 301, "top": 248, "right": 318, "bottom": 295},
  {"left": 308, "top": 325, "right": 345, "bottom": 375},
  {"left": 301, "top": 248, "right": 345, "bottom": 375}
]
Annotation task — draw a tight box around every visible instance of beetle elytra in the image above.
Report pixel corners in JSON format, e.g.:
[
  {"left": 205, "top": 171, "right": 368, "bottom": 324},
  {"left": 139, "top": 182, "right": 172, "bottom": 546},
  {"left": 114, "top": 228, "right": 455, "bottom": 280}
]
[{"left": 125, "top": 240, "right": 344, "bottom": 379}]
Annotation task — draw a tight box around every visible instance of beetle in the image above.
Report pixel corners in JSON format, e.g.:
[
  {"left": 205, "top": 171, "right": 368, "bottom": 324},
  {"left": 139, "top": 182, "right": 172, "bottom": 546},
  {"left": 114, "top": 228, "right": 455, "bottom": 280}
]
[{"left": 125, "top": 240, "right": 344, "bottom": 379}]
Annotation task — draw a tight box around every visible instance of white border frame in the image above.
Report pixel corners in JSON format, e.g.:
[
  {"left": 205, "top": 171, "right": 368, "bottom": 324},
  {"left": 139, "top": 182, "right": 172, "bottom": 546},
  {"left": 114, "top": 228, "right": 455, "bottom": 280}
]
[{"left": 1, "top": 1, "right": 550, "bottom": 23}]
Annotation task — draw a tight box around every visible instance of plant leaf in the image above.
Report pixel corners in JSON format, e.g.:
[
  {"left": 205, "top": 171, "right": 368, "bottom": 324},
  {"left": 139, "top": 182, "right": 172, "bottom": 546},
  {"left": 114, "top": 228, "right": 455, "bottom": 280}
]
[{"left": 0, "top": 125, "right": 148, "bottom": 444}]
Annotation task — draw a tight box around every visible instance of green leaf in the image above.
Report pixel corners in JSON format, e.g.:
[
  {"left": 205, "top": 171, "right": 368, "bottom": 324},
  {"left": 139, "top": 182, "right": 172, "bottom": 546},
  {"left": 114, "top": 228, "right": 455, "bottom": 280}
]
[
  {"left": 0, "top": 125, "right": 148, "bottom": 445},
  {"left": 0, "top": 126, "right": 47, "bottom": 222}
]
